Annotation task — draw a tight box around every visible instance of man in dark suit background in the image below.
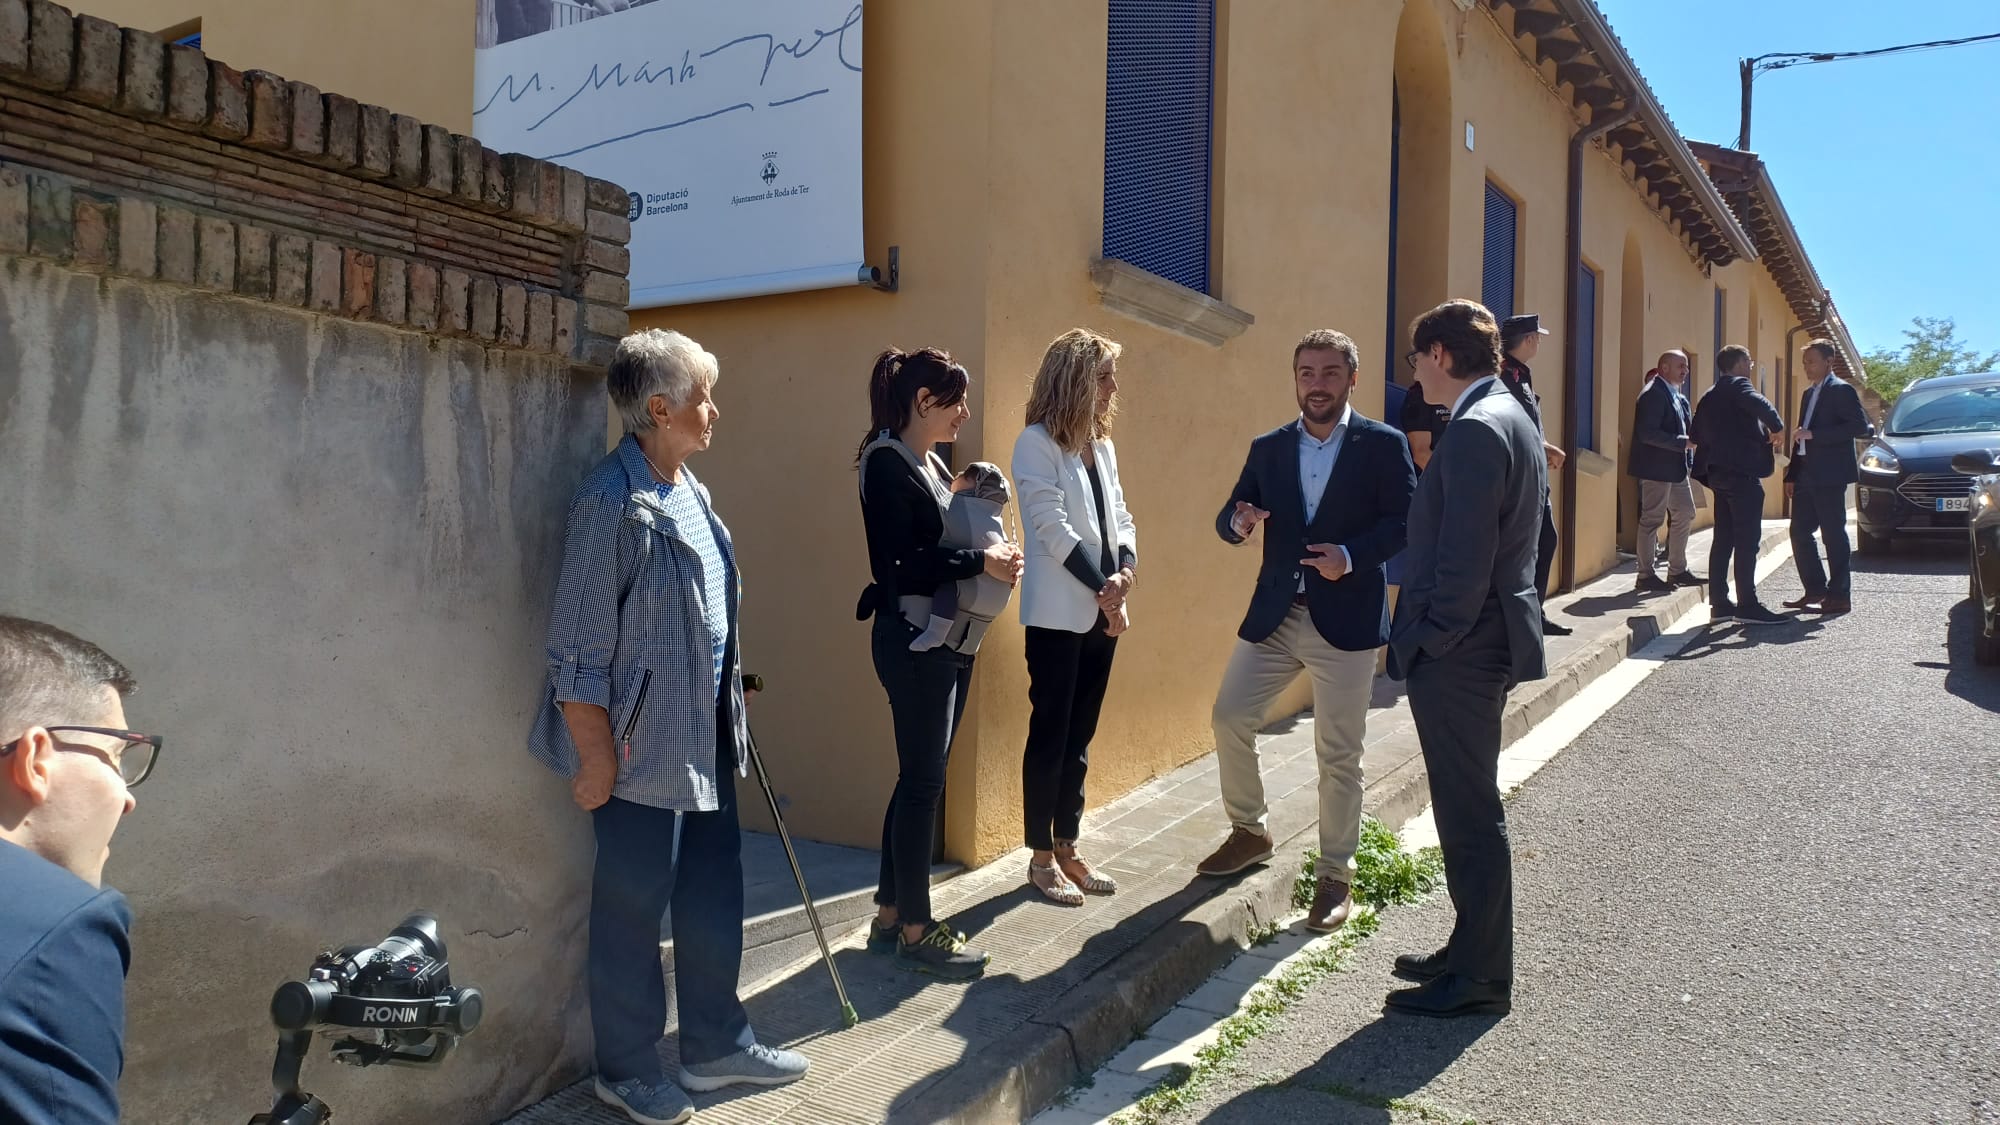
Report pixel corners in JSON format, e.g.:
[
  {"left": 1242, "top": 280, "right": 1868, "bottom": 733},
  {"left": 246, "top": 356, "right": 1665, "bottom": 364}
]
[
  {"left": 1199, "top": 330, "right": 1416, "bottom": 936},
  {"left": 1691, "top": 346, "right": 1788, "bottom": 624},
  {"left": 1781, "top": 339, "right": 1873, "bottom": 615},
  {"left": 1628, "top": 349, "right": 1703, "bottom": 593},
  {"left": 1, "top": 616, "right": 153, "bottom": 1125},
  {"left": 1385, "top": 300, "right": 1546, "bottom": 1018}
]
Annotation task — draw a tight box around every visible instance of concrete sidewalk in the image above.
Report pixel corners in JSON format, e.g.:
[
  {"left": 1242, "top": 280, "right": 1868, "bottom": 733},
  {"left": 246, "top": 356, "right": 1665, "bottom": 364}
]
[{"left": 503, "top": 522, "right": 1791, "bottom": 1125}]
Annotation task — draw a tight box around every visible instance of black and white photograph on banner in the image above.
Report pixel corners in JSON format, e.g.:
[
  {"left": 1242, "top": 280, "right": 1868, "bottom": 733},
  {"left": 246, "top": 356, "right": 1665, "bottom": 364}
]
[
  {"left": 476, "top": 0, "right": 666, "bottom": 48},
  {"left": 473, "top": 0, "right": 866, "bottom": 307}
]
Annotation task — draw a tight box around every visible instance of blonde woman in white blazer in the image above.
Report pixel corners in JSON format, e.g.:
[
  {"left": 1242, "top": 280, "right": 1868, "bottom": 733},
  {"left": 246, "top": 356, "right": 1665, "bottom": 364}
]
[{"left": 1010, "top": 328, "right": 1138, "bottom": 906}]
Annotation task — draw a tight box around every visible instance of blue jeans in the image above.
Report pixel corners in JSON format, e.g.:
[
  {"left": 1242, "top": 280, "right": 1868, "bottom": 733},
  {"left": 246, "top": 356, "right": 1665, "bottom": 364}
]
[{"left": 589, "top": 784, "right": 756, "bottom": 1083}]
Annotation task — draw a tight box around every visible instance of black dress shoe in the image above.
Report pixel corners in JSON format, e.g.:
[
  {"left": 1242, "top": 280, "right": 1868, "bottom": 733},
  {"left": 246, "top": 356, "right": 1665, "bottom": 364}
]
[
  {"left": 1540, "top": 615, "right": 1574, "bottom": 637},
  {"left": 1392, "top": 947, "right": 1448, "bottom": 982},
  {"left": 1385, "top": 972, "right": 1512, "bottom": 1018},
  {"left": 1634, "top": 574, "right": 1675, "bottom": 595},
  {"left": 1667, "top": 571, "right": 1706, "bottom": 588}
]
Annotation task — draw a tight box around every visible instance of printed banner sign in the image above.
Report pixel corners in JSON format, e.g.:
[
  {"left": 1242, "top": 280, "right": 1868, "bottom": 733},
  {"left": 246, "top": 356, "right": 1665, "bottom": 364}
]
[{"left": 474, "top": 0, "right": 865, "bottom": 307}]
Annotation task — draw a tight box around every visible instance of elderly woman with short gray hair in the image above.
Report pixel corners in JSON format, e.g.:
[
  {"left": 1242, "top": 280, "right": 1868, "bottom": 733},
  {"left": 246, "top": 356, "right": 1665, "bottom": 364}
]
[{"left": 527, "top": 329, "right": 807, "bottom": 1125}]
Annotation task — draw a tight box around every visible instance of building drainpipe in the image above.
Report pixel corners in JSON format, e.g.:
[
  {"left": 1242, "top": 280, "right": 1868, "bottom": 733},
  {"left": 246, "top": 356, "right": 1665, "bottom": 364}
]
[{"left": 1559, "top": 107, "right": 1637, "bottom": 593}]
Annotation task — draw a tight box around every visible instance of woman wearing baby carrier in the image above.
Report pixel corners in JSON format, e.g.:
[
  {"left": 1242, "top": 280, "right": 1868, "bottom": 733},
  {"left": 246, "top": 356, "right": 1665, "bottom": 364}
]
[
  {"left": 1012, "top": 328, "right": 1137, "bottom": 905},
  {"left": 856, "top": 346, "right": 1022, "bottom": 979}
]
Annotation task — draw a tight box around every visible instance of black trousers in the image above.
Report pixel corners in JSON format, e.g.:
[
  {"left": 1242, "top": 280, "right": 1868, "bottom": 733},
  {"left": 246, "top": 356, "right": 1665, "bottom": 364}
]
[
  {"left": 1707, "top": 469, "right": 1765, "bottom": 608},
  {"left": 1791, "top": 482, "right": 1852, "bottom": 598},
  {"left": 1406, "top": 606, "right": 1516, "bottom": 983},
  {"left": 1022, "top": 617, "right": 1119, "bottom": 851},
  {"left": 1534, "top": 495, "right": 1558, "bottom": 598},
  {"left": 871, "top": 614, "right": 973, "bottom": 928}
]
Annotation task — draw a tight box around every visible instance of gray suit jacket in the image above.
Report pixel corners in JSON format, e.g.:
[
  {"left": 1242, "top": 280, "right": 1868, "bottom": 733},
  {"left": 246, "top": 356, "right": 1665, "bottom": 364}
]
[{"left": 1387, "top": 379, "right": 1548, "bottom": 688}]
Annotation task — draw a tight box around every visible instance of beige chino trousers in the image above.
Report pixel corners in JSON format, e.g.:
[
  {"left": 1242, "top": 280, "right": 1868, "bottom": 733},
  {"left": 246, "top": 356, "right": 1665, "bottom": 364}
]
[{"left": 1211, "top": 604, "right": 1376, "bottom": 880}]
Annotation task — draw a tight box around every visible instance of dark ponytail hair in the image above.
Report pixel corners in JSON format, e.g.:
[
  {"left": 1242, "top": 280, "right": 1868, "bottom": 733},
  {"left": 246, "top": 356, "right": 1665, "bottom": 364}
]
[{"left": 855, "top": 346, "right": 970, "bottom": 465}]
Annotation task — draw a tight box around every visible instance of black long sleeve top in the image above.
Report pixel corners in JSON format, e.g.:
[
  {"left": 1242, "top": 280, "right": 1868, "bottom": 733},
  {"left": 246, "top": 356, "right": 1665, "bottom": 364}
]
[{"left": 857, "top": 446, "right": 986, "bottom": 618}]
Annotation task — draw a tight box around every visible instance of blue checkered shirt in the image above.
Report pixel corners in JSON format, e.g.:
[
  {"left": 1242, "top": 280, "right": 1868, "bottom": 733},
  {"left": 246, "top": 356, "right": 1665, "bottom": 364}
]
[{"left": 526, "top": 435, "right": 749, "bottom": 812}]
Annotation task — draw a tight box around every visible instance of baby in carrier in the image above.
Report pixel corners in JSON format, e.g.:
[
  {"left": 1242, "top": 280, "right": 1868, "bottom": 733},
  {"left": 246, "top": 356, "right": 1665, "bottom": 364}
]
[{"left": 911, "top": 462, "right": 1015, "bottom": 653}]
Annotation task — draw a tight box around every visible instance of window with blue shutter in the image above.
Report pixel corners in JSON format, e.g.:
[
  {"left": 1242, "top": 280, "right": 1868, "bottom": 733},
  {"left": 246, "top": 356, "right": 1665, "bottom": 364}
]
[
  {"left": 1103, "top": 0, "right": 1216, "bottom": 295},
  {"left": 1482, "top": 181, "right": 1517, "bottom": 317},
  {"left": 1575, "top": 263, "right": 1599, "bottom": 451}
]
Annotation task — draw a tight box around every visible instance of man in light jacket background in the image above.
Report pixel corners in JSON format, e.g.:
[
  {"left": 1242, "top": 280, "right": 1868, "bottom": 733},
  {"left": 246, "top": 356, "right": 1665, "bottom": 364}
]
[{"left": 1628, "top": 350, "right": 1702, "bottom": 594}]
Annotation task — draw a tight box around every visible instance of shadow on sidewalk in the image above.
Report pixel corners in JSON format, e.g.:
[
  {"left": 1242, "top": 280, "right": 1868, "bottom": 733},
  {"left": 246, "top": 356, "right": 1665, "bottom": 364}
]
[
  {"left": 1203, "top": 1012, "right": 1499, "bottom": 1123},
  {"left": 1669, "top": 615, "right": 1826, "bottom": 659}
]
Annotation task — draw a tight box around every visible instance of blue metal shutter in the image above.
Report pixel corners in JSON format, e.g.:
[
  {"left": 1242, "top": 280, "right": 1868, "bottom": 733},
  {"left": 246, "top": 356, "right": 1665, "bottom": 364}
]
[
  {"left": 1575, "top": 264, "right": 1598, "bottom": 451},
  {"left": 1482, "top": 182, "right": 1517, "bottom": 317},
  {"left": 1104, "top": 0, "right": 1215, "bottom": 294}
]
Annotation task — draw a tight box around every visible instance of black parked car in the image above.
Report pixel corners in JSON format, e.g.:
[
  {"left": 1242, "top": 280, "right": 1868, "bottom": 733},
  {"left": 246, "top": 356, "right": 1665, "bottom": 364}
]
[
  {"left": 1855, "top": 371, "right": 2000, "bottom": 553},
  {"left": 1951, "top": 446, "right": 2000, "bottom": 665}
]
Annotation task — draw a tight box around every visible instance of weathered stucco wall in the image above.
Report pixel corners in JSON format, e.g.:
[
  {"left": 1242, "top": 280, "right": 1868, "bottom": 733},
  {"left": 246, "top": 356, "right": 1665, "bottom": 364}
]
[
  {"left": 0, "top": 259, "right": 605, "bottom": 1122},
  {"left": 1, "top": 7, "right": 631, "bottom": 1119}
]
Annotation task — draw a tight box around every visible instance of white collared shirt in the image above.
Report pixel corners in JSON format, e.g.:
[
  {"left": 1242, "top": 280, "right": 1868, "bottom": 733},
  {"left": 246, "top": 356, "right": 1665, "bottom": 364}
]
[
  {"left": 1797, "top": 376, "right": 1829, "bottom": 455},
  {"left": 1297, "top": 405, "right": 1353, "bottom": 590}
]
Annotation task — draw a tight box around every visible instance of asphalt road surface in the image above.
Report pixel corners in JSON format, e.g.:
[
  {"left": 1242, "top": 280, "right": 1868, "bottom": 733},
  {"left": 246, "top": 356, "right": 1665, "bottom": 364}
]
[{"left": 1171, "top": 539, "right": 2000, "bottom": 1125}]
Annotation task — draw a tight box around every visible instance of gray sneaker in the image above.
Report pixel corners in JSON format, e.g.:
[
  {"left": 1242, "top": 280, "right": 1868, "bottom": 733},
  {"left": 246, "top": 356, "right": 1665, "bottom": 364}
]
[
  {"left": 594, "top": 1076, "right": 694, "bottom": 1125},
  {"left": 897, "top": 921, "right": 991, "bottom": 980},
  {"left": 678, "top": 1042, "right": 810, "bottom": 1092}
]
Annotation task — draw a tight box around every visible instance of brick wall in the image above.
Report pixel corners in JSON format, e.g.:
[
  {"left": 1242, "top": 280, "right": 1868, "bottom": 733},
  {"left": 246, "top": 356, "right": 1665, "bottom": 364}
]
[{"left": 0, "top": 0, "right": 631, "bottom": 364}]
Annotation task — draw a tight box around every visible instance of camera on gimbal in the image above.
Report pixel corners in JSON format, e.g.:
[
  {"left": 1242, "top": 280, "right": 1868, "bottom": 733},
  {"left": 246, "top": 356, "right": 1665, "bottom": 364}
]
[{"left": 249, "top": 913, "right": 484, "bottom": 1125}]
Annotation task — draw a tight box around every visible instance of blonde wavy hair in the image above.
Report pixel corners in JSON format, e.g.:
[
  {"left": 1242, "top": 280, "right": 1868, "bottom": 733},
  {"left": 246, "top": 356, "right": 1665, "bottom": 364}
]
[{"left": 1024, "top": 328, "right": 1123, "bottom": 453}]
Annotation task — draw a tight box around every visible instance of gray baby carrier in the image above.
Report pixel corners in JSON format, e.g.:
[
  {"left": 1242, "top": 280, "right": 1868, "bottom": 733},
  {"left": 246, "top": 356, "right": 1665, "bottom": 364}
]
[{"left": 859, "top": 432, "right": 1016, "bottom": 655}]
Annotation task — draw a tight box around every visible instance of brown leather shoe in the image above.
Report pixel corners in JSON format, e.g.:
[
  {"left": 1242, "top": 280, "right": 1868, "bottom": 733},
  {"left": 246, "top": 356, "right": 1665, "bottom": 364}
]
[
  {"left": 1781, "top": 593, "right": 1824, "bottom": 610},
  {"left": 1814, "top": 597, "right": 1852, "bottom": 614},
  {"left": 1195, "top": 827, "right": 1275, "bottom": 877},
  {"left": 1305, "top": 876, "right": 1353, "bottom": 933}
]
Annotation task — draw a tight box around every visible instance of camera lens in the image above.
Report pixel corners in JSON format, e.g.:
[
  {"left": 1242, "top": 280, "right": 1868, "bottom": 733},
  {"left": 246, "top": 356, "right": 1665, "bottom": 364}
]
[{"left": 379, "top": 914, "right": 444, "bottom": 963}]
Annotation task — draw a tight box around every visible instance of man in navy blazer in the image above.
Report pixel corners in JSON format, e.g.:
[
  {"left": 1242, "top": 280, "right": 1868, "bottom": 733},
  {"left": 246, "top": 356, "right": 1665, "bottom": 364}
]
[
  {"left": 1, "top": 616, "right": 152, "bottom": 1125},
  {"left": 1196, "top": 330, "right": 1416, "bottom": 937},
  {"left": 1781, "top": 339, "right": 1874, "bottom": 615},
  {"left": 1628, "top": 350, "right": 1703, "bottom": 593},
  {"left": 1691, "top": 346, "right": 1788, "bottom": 624},
  {"left": 1383, "top": 300, "right": 1546, "bottom": 1019}
]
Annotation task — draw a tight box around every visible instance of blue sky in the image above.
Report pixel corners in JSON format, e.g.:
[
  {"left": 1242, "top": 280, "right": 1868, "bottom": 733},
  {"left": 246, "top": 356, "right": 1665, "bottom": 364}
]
[{"left": 1595, "top": 0, "right": 2000, "bottom": 358}]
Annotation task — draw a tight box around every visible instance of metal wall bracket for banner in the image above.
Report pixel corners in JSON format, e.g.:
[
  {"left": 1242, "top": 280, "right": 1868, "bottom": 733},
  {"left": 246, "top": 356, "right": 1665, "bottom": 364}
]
[{"left": 868, "top": 246, "right": 900, "bottom": 294}]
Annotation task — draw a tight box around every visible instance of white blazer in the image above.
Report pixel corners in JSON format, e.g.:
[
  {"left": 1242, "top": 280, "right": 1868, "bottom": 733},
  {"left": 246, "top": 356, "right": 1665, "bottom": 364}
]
[{"left": 1011, "top": 423, "right": 1138, "bottom": 633}]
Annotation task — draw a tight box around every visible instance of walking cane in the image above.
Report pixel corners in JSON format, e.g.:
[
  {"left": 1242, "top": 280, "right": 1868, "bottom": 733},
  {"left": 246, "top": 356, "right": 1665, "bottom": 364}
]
[{"left": 741, "top": 673, "right": 860, "bottom": 1029}]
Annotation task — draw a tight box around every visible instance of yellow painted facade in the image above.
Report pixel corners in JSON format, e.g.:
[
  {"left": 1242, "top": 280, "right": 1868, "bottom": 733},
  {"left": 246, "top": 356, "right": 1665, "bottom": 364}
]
[{"left": 78, "top": 0, "right": 1841, "bottom": 864}]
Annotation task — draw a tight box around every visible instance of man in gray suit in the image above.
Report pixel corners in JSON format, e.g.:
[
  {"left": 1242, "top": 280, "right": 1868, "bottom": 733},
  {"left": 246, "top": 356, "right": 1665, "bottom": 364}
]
[{"left": 1384, "top": 299, "right": 1547, "bottom": 1018}]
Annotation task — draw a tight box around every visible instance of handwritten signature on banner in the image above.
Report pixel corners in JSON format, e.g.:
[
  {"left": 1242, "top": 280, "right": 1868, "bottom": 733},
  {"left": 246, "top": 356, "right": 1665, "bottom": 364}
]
[{"left": 473, "top": 3, "right": 862, "bottom": 162}]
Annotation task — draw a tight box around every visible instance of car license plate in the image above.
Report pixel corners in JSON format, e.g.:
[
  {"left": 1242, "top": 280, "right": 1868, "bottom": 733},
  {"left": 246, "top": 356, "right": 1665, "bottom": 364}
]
[{"left": 1937, "top": 497, "right": 1970, "bottom": 512}]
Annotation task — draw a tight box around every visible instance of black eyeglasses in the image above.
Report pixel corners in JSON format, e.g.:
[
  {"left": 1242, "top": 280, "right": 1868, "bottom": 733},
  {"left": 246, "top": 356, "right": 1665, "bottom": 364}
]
[
  {"left": 1404, "top": 350, "right": 1421, "bottom": 370},
  {"left": 3, "top": 726, "right": 163, "bottom": 787}
]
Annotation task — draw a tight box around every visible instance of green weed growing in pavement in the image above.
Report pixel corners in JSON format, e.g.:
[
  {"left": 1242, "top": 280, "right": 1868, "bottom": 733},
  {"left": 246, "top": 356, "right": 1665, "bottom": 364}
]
[
  {"left": 1292, "top": 816, "right": 1446, "bottom": 911},
  {"left": 1111, "top": 908, "right": 1381, "bottom": 1125},
  {"left": 1119, "top": 820, "right": 1449, "bottom": 1125}
]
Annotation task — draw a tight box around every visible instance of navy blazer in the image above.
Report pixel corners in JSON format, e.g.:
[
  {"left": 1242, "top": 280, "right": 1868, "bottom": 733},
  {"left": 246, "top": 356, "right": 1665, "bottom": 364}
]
[
  {"left": 1388, "top": 379, "right": 1548, "bottom": 689},
  {"left": 1627, "top": 377, "right": 1693, "bottom": 482},
  {"left": 0, "top": 840, "right": 131, "bottom": 1125},
  {"left": 1791, "top": 376, "right": 1873, "bottom": 487},
  {"left": 1216, "top": 413, "right": 1415, "bottom": 652},
  {"left": 1691, "top": 374, "right": 1784, "bottom": 482}
]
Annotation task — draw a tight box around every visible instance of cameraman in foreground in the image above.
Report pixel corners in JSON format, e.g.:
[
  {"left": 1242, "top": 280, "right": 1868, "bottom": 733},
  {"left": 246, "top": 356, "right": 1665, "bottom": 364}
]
[{"left": 0, "top": 616, "right": 157, "bottom": 1124}]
